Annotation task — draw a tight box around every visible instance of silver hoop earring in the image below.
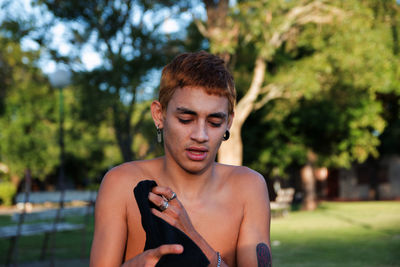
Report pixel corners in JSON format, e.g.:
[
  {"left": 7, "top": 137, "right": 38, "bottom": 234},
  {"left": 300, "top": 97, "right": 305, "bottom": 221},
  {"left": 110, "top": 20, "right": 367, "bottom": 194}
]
[
  {"left": 156, "top": 125, "right": 162, "bottom": 143},
  {"left": 223, "top": 130, "right": 230, "bottom": 141}
]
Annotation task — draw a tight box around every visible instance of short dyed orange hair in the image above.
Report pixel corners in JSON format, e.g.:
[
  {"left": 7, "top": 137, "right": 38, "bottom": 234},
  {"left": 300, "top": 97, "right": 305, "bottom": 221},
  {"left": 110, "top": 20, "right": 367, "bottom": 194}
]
[{"left": 159, "top": 51, "right": 236, "bottom": 114}]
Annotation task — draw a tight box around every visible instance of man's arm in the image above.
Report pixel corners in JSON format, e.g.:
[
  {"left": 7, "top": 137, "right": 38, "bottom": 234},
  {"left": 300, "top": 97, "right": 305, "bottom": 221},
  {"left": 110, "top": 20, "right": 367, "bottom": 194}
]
[
  {"left": 236, "top": 170, "right": 272, "bottom": 267},
  {"left": 90, "top": 167, "right": 184, "bottom": 267},
  {"left": 90, "top": 168, "right": 129, "bottom": 266}
]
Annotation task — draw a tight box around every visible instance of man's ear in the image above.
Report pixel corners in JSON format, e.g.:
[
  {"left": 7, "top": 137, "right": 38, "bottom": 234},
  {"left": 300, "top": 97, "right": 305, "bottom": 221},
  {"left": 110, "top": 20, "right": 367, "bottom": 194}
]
[{"left": 151, "top": 100, "right": 164, "bottom": 128}]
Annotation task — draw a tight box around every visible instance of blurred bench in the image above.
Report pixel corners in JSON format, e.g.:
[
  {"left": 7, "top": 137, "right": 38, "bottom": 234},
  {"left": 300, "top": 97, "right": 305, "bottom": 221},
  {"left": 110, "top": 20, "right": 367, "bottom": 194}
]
[
  {"left": 0, "top": 190, "right": 96, "bottom": 266},
  {"left": 270, "top": 188, "right": 294, "bottom": 217}
]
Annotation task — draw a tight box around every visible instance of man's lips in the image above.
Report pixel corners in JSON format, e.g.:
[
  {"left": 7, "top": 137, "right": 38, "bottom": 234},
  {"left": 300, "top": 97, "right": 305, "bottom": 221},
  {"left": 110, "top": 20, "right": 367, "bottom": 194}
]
[
  {"left": 187, "top": 146, "right": 208, "bottom": 152},
  {"left": 186, "top": 147, "right": 208, "bottom": 161}
]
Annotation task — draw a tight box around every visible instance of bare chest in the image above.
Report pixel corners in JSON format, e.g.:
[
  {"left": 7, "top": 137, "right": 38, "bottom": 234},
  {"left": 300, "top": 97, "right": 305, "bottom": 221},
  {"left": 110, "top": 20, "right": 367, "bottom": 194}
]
[
  {"left": 125, "top": 194, "right": 243, "bottom": 266},
  {"left": 186, "top": 200, "right": 243, "bottom": 266}
]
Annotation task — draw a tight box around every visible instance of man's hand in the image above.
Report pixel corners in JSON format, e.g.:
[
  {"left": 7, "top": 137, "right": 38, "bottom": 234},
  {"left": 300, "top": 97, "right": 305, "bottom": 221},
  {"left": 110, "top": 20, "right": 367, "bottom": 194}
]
[
  {"left": 148, "top": 186, "right": 226, "bottom": 266},
  {"left": 149, "top": 186, "right": 197, "bottom": 236},
  {"left": 122, "top": 244, "right": 183, "bottom": 267}
]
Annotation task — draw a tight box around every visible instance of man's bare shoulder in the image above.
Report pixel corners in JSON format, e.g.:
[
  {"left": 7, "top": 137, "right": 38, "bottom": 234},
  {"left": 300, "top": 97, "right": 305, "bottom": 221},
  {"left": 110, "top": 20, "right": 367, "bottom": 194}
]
[
  {"left": 95, "top": 158, "right": 163, "bottom": 218},
  {"left": 101, "top": 158, "right": 162, "bottom": 188},
  {"left": 219, "top": 164, "right": 266, "bottom": 187},
  {"left": 217, "top": 164, "right": 268, "bottom": 202}
]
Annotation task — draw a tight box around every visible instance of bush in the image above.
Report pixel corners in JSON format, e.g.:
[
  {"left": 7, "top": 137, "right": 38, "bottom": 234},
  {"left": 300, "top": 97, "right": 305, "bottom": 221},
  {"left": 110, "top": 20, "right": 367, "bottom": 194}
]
[{"left": 0, "top": 182, "right": 17, "bottom": 206}]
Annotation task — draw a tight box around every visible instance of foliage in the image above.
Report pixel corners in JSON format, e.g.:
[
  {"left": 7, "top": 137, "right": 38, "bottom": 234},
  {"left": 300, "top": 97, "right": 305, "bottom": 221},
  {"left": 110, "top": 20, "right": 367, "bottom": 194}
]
[
  {"left": 0, "top": 0, "right": 194, "bottom": 187},
  {"left": 28, "top": 0, "right": 191, "bottom": 162},
  {"left": 0, "top": 0, "right": 398, "bottom": 188},
  {"left": 0, "top": 35, "right": 59, "bottom": 180},
  {"left": 242, "top": 0, "right": 399, "bottom": 175},
  {"left": 0, "top": 0, "right": 197, "bottom": 186},
  {"left": 55, "top": 87, "right": 115, "bottom": 186},
  {"left": 0, "top": 181, "right": 17, "bottom": 206}
]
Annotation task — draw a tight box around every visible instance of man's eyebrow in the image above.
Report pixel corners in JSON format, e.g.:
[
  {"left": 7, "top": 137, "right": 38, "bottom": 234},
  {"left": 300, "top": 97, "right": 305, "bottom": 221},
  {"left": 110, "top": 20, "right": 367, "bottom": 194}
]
[
  {"left": 208, "top": 112, "right": 227, "bottom": 119},
  {"left": 176, "top": 107, "right": 197, "bottom": 115},
  {"left": 176, "top": 107, "right": 227, "bottom": 119}
]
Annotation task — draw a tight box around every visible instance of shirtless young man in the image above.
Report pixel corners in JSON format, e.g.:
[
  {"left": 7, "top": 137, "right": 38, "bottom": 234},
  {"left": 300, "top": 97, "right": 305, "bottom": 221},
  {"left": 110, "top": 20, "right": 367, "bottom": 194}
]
[{"left": 90, "top": 51, "right": 271, "bottom": 267}]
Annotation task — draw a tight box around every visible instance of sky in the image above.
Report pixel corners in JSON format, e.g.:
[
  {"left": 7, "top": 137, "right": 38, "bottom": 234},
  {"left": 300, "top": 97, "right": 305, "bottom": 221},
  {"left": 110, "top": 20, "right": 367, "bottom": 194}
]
[
  {"left": 1, "top": 0, "right": 204, "bottom": 74},
  {"left": 39, "top": 11, "right": 185, "bottom": 73}
]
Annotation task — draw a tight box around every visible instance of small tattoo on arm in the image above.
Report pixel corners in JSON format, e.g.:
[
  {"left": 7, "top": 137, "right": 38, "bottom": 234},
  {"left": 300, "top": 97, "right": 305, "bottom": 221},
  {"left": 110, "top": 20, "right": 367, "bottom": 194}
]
[{"left": 256, "top": 243, "right": 272, "bottom": 267}]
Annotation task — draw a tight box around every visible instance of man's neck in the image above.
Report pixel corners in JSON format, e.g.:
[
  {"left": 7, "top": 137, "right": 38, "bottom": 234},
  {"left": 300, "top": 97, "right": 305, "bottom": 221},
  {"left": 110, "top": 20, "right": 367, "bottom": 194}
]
[{"left": 160, "top": 156, "right": 217, "bottom": 203}]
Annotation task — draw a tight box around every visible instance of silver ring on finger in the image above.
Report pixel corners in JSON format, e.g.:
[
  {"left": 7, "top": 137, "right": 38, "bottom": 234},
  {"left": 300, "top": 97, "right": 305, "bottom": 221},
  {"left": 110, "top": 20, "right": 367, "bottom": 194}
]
[
  {"left": 159, "top": 200, "right": 169, "bottom": 211},
  {"left": 168, "top": 192, "right": 177, "bottom": 201}
]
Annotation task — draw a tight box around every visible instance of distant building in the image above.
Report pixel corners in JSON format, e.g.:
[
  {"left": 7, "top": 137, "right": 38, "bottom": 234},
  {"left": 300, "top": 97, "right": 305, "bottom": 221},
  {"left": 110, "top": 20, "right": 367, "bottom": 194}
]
[{"left": 336, "top": 155, "right": 400, "bottom": 200}]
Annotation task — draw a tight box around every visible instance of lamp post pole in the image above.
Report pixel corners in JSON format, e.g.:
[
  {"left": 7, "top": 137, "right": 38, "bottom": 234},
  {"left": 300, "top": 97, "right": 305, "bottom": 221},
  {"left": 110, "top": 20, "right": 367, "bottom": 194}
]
[
  {"left": 49, "top": 69, "right": 70, "bottom": 191},
  {"left": 58, "top": 85, "right": 65, "bottom": 190},
  {"left": 48, "top": 68, "right": 71, "bottom": 263}
]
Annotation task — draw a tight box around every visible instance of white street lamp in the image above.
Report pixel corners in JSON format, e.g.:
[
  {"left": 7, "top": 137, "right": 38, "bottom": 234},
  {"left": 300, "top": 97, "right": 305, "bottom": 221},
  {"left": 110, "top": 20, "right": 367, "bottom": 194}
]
[{"left": 49, "top": 69, "right": 71, "bottom": 190}]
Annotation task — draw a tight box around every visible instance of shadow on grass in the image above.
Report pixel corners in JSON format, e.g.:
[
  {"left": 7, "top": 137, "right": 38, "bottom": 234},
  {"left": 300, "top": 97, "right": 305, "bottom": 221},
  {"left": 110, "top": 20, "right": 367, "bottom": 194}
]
[
  {"left": 0, "top": 215, "right": 94, "bottom": 265},
  {"left": 317, "top": 203, "right": 398, "bottom": 237},
  {"left": 271, "top": 234, "right": 400, "bottom": 267},
  {"left": 271, "top": 202, "right": 400, "bottom": 267}
]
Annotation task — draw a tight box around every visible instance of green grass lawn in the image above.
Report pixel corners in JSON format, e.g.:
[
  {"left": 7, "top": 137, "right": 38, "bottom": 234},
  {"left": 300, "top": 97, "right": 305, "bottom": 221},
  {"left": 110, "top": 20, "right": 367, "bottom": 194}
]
[
  {"left": 271, "top": 201, "right": 400, "bottom": 267},
  {"left": 0, "top": 201, "right": 399, "bottom": 266},
  {"left": 0, "top": 215, "right": 94, "bottom": 265}
]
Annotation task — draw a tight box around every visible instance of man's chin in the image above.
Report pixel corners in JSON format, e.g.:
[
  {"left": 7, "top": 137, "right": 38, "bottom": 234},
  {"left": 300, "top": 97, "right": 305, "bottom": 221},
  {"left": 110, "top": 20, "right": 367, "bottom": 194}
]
[{"left": 182, "top": 161, "right": 212, "bottom": 175}]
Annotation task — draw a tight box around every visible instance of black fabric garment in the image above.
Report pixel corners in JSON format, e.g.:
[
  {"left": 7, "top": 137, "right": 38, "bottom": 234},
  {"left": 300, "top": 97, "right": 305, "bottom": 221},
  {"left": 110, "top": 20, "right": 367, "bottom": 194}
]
[{"left": 133, "top": 180, "right": 210, "bottom": 267}]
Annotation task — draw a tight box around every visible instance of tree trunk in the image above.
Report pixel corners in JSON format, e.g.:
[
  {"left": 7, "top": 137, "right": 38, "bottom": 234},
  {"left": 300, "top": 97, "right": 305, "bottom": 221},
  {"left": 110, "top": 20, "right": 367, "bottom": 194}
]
[
  {"left": 205, "top": 0, "right": 341, "bottom": 166},
  {"left": 203, "top": 0, "right": 234, "bottom": 65},
  {"left": 113, "top": 106, "right": 134, "bottom": 162},
  {"left": 218, "top": 118, "right": 243, "bottom": 165},
  {"left": 300, "top": 151, "right": 317, "bottom": 210},
  {"left": 116, "top": 134, "right": 133, "bottom": 162},
  {"left": 218, "top": 57, "right": 267, "bottom": 165},
  {"left": 300, "top": 164, "right": 317, "bottom": 210},
  {"left": 201, "top": 0, "right": 266, "bottom": 165}
]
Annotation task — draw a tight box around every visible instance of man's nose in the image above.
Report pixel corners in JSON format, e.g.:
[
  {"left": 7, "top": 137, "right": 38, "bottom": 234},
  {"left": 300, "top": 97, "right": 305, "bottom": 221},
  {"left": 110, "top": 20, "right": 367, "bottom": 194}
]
[{"left": 190, "top": 122, "right": 209, "bottom": 142}]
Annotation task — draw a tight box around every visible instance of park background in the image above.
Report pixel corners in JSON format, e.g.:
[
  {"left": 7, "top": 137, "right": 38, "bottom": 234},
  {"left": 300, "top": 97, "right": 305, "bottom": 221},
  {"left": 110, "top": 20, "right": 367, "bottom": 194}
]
[{"left": 0, "top": 0, "right": 399, "bottom": 266}]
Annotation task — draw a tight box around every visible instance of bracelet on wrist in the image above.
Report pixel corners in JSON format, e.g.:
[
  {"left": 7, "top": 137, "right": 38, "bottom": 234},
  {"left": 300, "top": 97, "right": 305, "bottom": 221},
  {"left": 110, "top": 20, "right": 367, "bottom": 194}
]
[{"left": 216, "top": 252, "right": 221, "bottom": 267}]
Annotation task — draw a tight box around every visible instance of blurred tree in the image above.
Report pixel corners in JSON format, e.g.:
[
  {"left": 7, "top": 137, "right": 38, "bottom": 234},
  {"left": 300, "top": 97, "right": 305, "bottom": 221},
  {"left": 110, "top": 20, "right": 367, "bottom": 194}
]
[
  {"left": 0, "top": 0, "right": 209, "bottom": 186},
  {"left": 0, "top": 4, "right": 117, "bottom": 188},
  {"left": 0, "top": 35, "right": 59, "bottom": 184},
  {"left": 196, "top": 0, "right": 345, "bottom": 165},
  {"left": 372, "top": 0, "right": 400, "bottom": 156},
  {"left": 10, "top": 0, "right": 192, "bottom": 162},
  {"left": 197, "top": 0, "right": 399, "bottom": 209},
  {"left": 243, "top": 0, "right": 399, "bottom": 209}
]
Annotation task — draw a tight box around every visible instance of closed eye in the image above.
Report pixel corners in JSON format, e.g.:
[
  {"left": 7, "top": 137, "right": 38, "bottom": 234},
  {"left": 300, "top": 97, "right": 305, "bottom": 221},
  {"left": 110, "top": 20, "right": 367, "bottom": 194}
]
[
  {"left": 178, "top": 118, "right": 192, "bottom": 124},
  {"left": 209, "top": 121, "right": 222, "bottom": 127}
]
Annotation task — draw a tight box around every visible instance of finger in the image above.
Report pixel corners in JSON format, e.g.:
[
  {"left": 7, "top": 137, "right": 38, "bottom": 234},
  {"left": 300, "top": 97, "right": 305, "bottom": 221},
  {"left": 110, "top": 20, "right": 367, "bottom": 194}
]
[
  {"left": 151, "top": 208, "right": 176, "bottom": 227},
  {"left": 152, "top": 244, "right": 184, "bottom": 258},
  {"left": 151, "top": 186, "right": 177, "bottom": 201},
  {"left": 149, "top": 192, "right": 167, "bottom": 208}
]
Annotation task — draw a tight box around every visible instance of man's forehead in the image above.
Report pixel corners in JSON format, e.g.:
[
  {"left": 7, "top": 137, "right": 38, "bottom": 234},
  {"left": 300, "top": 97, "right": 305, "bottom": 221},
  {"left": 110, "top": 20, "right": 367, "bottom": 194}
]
[{"left": 167, "top": 87, "right": 229, "bottom": 114}]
